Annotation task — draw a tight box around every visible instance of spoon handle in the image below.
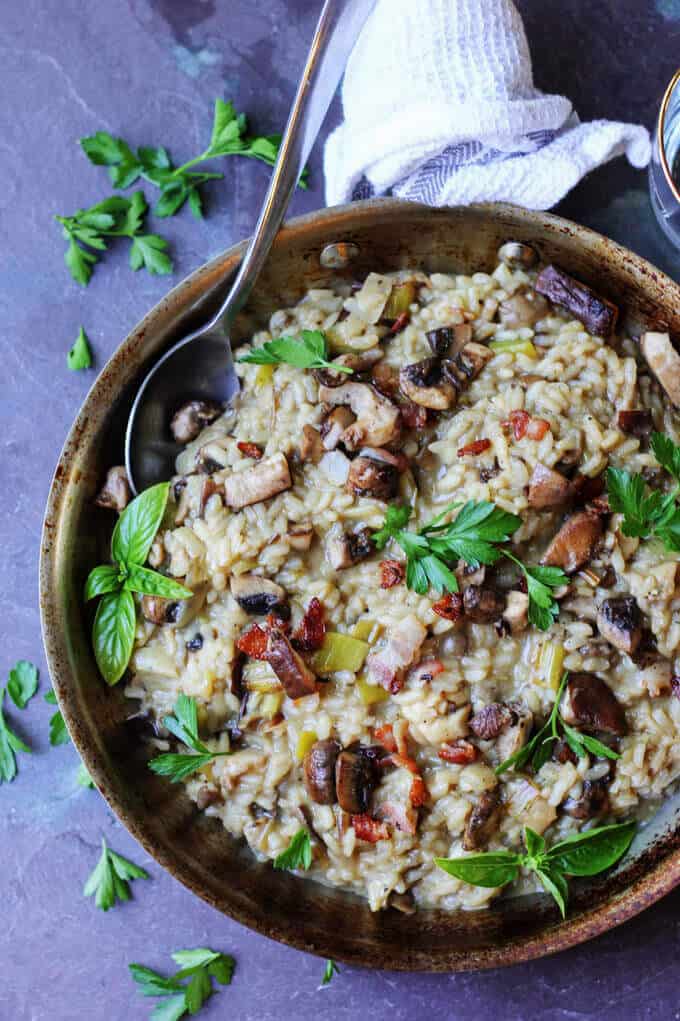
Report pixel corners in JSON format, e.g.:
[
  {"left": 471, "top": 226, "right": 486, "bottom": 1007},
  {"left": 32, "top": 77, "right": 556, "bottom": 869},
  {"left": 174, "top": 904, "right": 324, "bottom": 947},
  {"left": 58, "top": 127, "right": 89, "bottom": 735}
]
[{"left": 214, "top": 0, "right": 375, "bottom": 329}]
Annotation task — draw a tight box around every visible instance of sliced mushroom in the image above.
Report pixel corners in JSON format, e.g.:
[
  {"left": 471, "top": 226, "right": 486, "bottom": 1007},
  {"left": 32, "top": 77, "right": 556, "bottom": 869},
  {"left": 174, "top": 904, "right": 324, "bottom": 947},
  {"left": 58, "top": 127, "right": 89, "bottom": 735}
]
[
  {"left": 366, "top": 615, "right": 427, "bottom": 693},
  {"left": 596, "top": 597, "right": 643, "bottom": 656},
  {"left": 335, "top": 749, "right": 377, "bottom": 814},
  {"left": 170, "top": 399, "right": 223, "bottom": 444},
  {"left": 528, "top": 463, "right": 574, "bottom": 510},
  {"left": 230, "top": 575, "right": 289, "bottom": 617},
  {"left": 640, "top": 331, "right": 680, "bottom": 407},
  {"left": 264, "top": 628, "right": 317, "bottom": 700},
  {"left": 463, "top": 788, "right": 501, "bottom": 851},
  {"left": 141, "top": 584, "right": 206, "bottom": 628},
  {"left": 441, "top": 342, "right": 494, "bottom": 394},
  {"left": 496, "top": 702, "right": 533, "bottom": 762},
  {"left": 560, "top": 672, "right": 627, "bottom": 736},
  {"left": 535, "top": 265, "right": 619, "bottom": 338},
  {"left": 469, "top": 703, "right": 513, "bottom": 741},
  {"left": 562, "top": 778, "right": 610, "bottom": 820},
  {"left": 616, "top": 409, "right": 653, "bottom": 437},
  {"left": 540, "top": 509, "right": 603, "bottom": 574},
  {"left": 300, "top": 424, "right": 324, "bottom": 464},
  {"left": 287, "top": 523, "right": 314, "bottom": 551},
  {"left": 317, "top": 382, "right": 401, "bottom": 451},
  {"left": 94, "top": 466, "right": 130, "bottom": 512},
  {"left": 315, "top": 349, "right": 384, "bottom": 387},
  {"left": 399, "top": 357, "right": 456, "bottom": 410},
  {"left": 502, "top": 591, "right": 530, "bottom": 634},
  {"left": 325, "top": 525, "right": 374, "bottom": 570},
  {"left": 463, "top": 586, "right": 505, "bottom": 623},
  {"left": 426, "top": 323, "right": 472, "bottom": 357},
  {"left": 497, "top": 241, "right": 538, "bottom": 269},
  {"left": 199, "top": 476, "right": 221, "bottom": 515},
  {"left": 303, "top": 739, "right": 341, "bottom": 804},
  {"left": 346, "top": 455, "right": 399, "bottom": 501},
  {"left": 223, "top": 453, "right": 291, "bottom": 511},
  {"left": 499, "top": 289, "right": 550, "bottom": 329},
  {"left": 194, "top": 442, "right": 229, "bottom": 474},
  {"left": 637, "top": 655, "right": 672, "bottom": 697},
  {"left": 320, "top": 407, "right": 355, "bottom": 450}
]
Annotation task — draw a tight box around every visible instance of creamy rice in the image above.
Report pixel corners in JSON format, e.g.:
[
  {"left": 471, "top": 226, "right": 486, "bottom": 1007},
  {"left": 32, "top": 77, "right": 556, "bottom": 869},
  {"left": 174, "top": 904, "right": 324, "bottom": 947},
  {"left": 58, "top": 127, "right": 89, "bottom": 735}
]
[{"left": 125, "top": 256, "right": 680, "bottom": 913}]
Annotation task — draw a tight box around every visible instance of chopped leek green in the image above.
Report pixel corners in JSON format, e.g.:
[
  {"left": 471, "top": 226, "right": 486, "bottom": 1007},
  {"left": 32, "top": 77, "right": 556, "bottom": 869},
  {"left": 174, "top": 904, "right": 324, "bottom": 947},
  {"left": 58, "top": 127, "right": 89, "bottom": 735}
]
[
  {"left": 310, "top": 632, "right": 369, "bottom": 674},
  {"left": 383, "top": 280, "right": 416, "bottom": 319},
  {"left": 489, "top": 338, "right": 538, "bottom": 358},
  {"left": 296, "top": 730, "right": 318, "bottom": 761},
  {"left": 356, "top": 673, "right": 389, "bottom": 706}
]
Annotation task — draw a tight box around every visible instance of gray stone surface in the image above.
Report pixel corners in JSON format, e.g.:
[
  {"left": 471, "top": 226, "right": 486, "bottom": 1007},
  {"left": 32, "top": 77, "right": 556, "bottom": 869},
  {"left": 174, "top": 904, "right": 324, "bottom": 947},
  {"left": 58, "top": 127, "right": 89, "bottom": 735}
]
[{"left": 2, "top": 1, "right": 680, "bottom": 1018}]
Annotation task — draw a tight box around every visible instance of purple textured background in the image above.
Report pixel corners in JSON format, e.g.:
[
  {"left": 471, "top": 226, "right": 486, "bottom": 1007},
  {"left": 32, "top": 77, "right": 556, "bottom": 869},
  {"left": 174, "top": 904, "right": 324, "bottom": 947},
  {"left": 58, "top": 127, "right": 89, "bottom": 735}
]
[{"left": 2, "top": 1, "right": 680, "bottom": 1018}]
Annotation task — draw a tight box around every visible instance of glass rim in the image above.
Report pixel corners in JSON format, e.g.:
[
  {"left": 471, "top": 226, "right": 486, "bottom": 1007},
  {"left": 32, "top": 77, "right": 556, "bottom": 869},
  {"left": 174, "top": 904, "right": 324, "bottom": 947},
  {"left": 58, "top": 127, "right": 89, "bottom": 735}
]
[{"left": 658, "top": 66, "right": 680, "bottom": 204}]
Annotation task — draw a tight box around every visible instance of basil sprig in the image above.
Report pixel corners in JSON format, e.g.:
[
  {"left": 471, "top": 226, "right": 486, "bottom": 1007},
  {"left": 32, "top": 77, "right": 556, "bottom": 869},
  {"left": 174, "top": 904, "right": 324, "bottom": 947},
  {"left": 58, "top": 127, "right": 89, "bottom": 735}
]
[
  {"left": 495, "top": 672, "right": 620, "bottom": 776},
  {"left": 435, "top": 821, "right": 636, "bottom": 917},
  {"left": 86, "top": 482, "right": 191, "bottom": 685}
]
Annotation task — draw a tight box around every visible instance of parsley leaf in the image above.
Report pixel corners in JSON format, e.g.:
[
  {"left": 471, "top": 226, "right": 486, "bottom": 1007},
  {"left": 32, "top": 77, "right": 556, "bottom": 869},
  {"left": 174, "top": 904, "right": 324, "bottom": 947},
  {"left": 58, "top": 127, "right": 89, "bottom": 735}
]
[
  {"left": 372, "top": 504, "right": 413, "bottom": 549},
  {"left": 0, "top": 687, "right": 31, "bottom": 783},
  {"left": 77, "top": 762, "right": 95, "bottom": 788},
  {"left": 83, "top": 837, "right": 149, "bottom": 911},
  {"left": 237, "top": 331, "right": 352, "bottom": 374},
  {"left": 130, "top": 947, "right": 235, "bottom": 1019},
  {"left": 273, "top": 827, "right": 313, "bottom": 871},
  {"left": 148, "top": 694, "right": 231, "bottom": 783},
  {"left": 321, "top": 959, "right": 340, "bottom": 987},
  {"left": 606, "top": 432, "right": 680, "bottom": 550},
  {"left": 7, "top": 660, "right": 39, "bottom": 710},
  {"left": 44, "top": 688, "right": 70, "bottom": 746},
  {"left": 67, "top": 326, "right": 93, "bottom": 370},
  {"left": 503, "top": 555, "right": 567, "bottom": 632},
  {"left": 129, "top": 234, "right": 173, "bottom": 275}
]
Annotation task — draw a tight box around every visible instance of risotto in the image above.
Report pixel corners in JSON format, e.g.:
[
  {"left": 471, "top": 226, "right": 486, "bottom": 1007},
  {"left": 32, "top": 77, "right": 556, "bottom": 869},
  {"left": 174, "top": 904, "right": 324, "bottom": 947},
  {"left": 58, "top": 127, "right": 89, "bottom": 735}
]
[{"left": 121, "top": 247, "right": 680, "bottom": 913}]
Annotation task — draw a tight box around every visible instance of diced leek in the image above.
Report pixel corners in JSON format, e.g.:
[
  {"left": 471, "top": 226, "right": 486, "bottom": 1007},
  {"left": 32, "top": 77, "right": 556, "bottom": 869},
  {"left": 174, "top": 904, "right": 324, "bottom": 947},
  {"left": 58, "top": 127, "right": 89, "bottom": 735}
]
[
  {"left": 356, "top": 673, "right": 389, "bottom": 706},
  {"left": 310, "top": 632, "right": 369, "bottom": 674},
  {"left": 537, "top": 640, "right": 565, "bottom": 690},
  {"left": 296, "top": 730, "right": 318, "bottom": 761},
  {"left": 260, "top": 692, "right": 283, "bottom": 719},
  {"left": 255, "top": 363, "right": 274, "bottom": 387},
  {"left": 383, "top": 280, "right": 416, "bottom": 319},
  {"left": 489, "top": 338, "right": 538, "bottom": 358},
  {"left": 352, "top": 618, "right": 382, "bottom": 643},
  {"left": 246, "top": 670, "right": 283, "bottom": 694}
]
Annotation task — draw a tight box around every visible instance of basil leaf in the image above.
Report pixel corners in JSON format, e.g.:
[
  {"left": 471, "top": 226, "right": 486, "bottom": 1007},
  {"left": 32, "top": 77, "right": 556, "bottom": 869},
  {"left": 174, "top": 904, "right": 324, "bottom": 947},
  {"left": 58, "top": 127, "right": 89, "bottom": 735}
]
[
  {"left": 524, "top": 826, "right": 546, "bottom": 860},
  {"left": 546, "top": 821, "right": 637, "bottom": 877},
  {"left": 7, "top": 660, "right": 39, "bottom": 709},
  {"left": 273, "top": 827, "right": 313, "bottom": 871},
  {"left": 531, "top": 731, "right": 556, "bottom": 772},
  {"left": 93, "top": 589, "right": 136, "bottom": 686},
  {"left": 535, "top": 867, "right": 568, "bottom": 918},
  {"left": 567, "top": 727, "right": 620, "bottom": 761},
  {"left": 434, "top": 852, "right": 521, "bottom": 888},
  {"left": 125, "top": 565, "right": 192, "bottom": 600},
  {"left": 112, "top": 482, "right": 169, "bottom": 566},
  {"left": 85, "top": 564, "right": 121, "bottom": 601}
]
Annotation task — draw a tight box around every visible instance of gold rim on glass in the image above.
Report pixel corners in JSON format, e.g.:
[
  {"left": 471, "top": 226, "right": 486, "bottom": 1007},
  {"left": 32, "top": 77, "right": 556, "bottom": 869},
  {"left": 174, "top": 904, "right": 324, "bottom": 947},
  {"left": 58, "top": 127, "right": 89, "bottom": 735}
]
[{"left": 657, "top": 67, "right": 680, "bottom": 204}]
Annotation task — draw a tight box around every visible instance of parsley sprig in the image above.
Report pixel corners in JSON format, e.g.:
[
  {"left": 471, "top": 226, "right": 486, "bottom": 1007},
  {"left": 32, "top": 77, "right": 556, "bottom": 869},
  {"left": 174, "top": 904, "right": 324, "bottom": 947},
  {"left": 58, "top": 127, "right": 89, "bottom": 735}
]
[
  {"left": 496, "top": 672, "right": 620, "bottom": 775},
  {"left": 7, "top": 660, "right": 39, "bottom": 710},
  {"left": 608, "top": 432, "right": 680, "bottom": 551},
  {"left": 148, "top": 694, "right": 231, "bottom": 783},
  {"left": 373, "top": 502, "right": 567, "bottom": 631},
  {"left": 86, "top": 482, "right": 192, "bottom": 686},
  {"left": 55, "top": 192, "right": 172, "bottom": 286},
  {"left": 44, "top": 689, "right": 70, "bottom": 746},
  {"left": 321, "top": 959, "right": 340, "bottom": 987},
  {"left": 0, "top": 686, "right": 31, "bottom": 784},
  {"left": 130, "top": 946, "right": 235, "bottom": 1020},
  {"left": 273, "top": 827, "right": 313, "bottom": 871},
  {"left": 84, "top": 837, "right": 149, "bottom": 911},
  {"left": 81, "top": 98, "right": 308, "bottom": 220},
  {"left": 237, "top": 330, "right": 352, "bottom": 374},
  {"left": 67, "top": 326, "right": 93, "bottom": 371},
  {"left": 436, "top": 821, "right": 636, "bottom": 917}
]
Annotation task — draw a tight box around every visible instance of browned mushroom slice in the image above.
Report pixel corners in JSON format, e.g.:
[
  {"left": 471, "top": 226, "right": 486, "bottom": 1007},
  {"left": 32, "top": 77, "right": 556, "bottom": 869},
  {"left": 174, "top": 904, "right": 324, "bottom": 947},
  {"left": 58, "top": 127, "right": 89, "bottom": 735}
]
[
  {"left": 94, "top": 466, "right": 131, "bottom": 512},
  {"left": 640, "top": 332, "right": 680, "bottom": 407},
  {"left": 469, "top": 703, "right": 513, "bottom": 740},
  {"left": 346, "top": 455, "right": 399, "bottom": 501},
  {"left": 335, "top": 749, "right": 377, "bottom": 814},
  {"left": 463, "top": 788, "right": 501, "bottom": 851},
  {"left": 540, "top": 509, "right": 603, "bottom": 574},
  {"left": 287, "top": 523, "right": 314, "bottom": 551},
  {"left": 462, "top": 586, "right": 505, "bottom": 623},
  {"left": 502, "top": 591, "right": 530, "bottom": 634},
  {"left": 199, "top": 477, "right": 222, "bottom": 515},
  {"left": 596, "top": 597, "right": 643, "bottom": 656},
  {"left": 527, "top": 463, "right": 574, "bottom": 510},
  {"left": 264, "top": 628, "right": 317, "bottom": 700},
  {"left": 325, "top": 526, "right": 374, "bottom": 570},
  {"left": 426, "top": 323, "right": 472, "bottom": 357},
  {"left": 498, "top": 289, "right": 550, "bottom": 329},
  {"left": 317, "top": 382, "right": 401, "bottom": 450},
  {"left": 303, "top": 739, "right": 341, "bottom": 804},
  {"left": 315, "top": 348, "right": 384, "bottom": 388},
  {"left": 299, "top": 424, "right": 324, "bottom": 464},
  {"left": 560, "top": 672, "right": 627, "bottom": 736},
  {"left": 562, "top": 778, "right": 610, "bottom": 820},
  {"left": 441, "top": 342, "right": 494, "bottom": 394},
  {"left": 141, "top": 585, "right": 205, "bottom": 628},
  {"left": 230, "top": 575, "right": 289, "bottom": 617},
  {"left": 616, "top": 409, "right": 653, "bottom": 437},
  {"left": 170, "top": 399, "right": 223, "bottom": 444},
  {"left": 399, "top": 357, "right": 456, "bottom": 410},
  {"left": 496, "top": 703, "right": 533, "bottom": 762},
  {"left": 320, "top": 407, "right": 355, "bottom": 450},
  {"left": 535, "top": 265, "right": 619, "bottom": 338},
  {"left": 223, "top": 453, "right": 292, "bottom": 511}
]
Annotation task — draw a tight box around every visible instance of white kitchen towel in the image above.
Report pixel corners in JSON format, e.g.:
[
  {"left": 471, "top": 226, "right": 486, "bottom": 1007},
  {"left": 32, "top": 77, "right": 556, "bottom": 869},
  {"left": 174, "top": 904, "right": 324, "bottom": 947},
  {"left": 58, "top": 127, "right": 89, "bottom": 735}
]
[{"left": 324, "top": 0, "right": 651, "bottom": 209}]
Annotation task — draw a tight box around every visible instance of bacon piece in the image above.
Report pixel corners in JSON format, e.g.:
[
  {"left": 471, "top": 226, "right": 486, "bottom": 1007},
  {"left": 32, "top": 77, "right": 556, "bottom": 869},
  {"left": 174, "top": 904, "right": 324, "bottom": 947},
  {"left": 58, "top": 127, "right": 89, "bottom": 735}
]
[
  {"left": 503, "top": 410, "right": 530, "bottom": 440},
  {"left": 291, "top": 597, "right": 326, "bottom": 652},
  {"left": 526, "top": 418, "right": 550, "bottom": 441},
  {"left": 236, "top": 623, "right": 269, "bottom": 660},
  {"left": 389, "top": 753, "right": 419, "bottom": 774},
  {"left": 388, "top": 312, "right": 410, "bottom": 335},
  {"left": 236, "top": 441, "right": 264, "bottom": 460},
  {"left": 400, "top": 400, "right": 431, "bottom": 430},
  {"left": 375, "top": 801, "right": 418, "bottom": 835},
  {"left": 365, "top": 615, "right": 427, "bottom": 693},
  {"left": 351, "top": 814, "right": 390, "bottom": 843},
  {"left": 380, "top": 559, "right": 405, "bottom": 589},
  {"left": 457, "top": 438, "right": 492, "bottom": 457},
  {"left": 392, "top": 718, "right": 410, "bottom": 757},
  {"left": 373, "top": 724, "right": 398, "bottom": 753},
  {"left": 409, "top": 775, "right": 428, "bottom": 807},
  {"left": 432, "top": 592, "right": 464, "bottom": 621},
  {"left": 439, "top": 739, "right": 479, "bottom": 764}
]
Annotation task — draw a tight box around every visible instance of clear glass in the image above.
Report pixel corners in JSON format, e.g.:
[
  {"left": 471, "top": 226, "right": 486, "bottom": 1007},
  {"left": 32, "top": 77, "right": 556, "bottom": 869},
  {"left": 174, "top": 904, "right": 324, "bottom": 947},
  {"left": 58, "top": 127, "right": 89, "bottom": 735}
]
[{"left": 650, "top": 69, "right": 680, "bottom": 249}]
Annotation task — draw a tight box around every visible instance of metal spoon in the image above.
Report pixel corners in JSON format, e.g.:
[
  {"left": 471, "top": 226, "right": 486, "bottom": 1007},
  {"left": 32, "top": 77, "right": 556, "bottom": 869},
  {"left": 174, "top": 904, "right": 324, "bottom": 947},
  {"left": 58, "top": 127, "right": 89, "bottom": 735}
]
[{"left": 125, "top": 0, "right": 374, "bottom": 494}]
